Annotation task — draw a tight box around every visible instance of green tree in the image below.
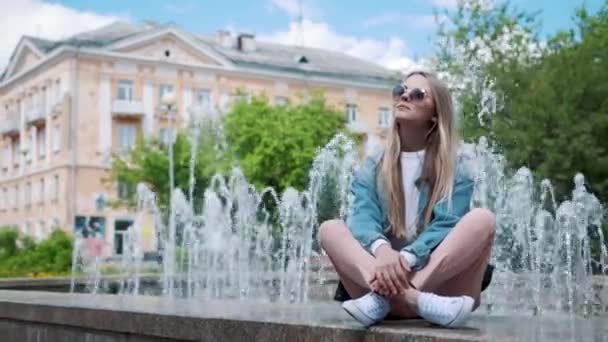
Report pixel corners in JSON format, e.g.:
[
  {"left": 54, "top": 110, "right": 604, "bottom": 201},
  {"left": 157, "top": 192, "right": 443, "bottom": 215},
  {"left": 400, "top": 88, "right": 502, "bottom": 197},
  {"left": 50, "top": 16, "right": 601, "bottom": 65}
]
[
  {"left": 108, "top": 118, "right": 233, "bottom": 211},
  {"left": 223, "top": 91, "right": 347, "bottom": 192},
  {"left": 109, "top": 91, "right": 347, "bottom": 216},
  {"left": 435, "top": 0, "right": 608, "bottom": 202}
]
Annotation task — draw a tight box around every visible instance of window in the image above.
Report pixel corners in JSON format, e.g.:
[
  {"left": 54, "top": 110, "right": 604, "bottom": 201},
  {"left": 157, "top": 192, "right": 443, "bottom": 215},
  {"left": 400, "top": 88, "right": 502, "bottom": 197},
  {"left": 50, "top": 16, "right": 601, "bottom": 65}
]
[
  {"left": 159, "top": 84, "right": 174, "bottom": 103},
  {"left": 38, "top": 128, "right": 46, "bottom": 158},
  {"left": 39, "top": 178, "right": 45, "bottom": 204},
  {"left": 14, "top": 185, "right": 18, "bottom": 209},
  {"left": 26, "top": 94, "right": 33, "bottom": 111},
  {"left": 25, "top": 132, "right": 33, "bottom": 162},
  {"left": 378, "top": 107, "right": 391, "bottom": 128},
  {"left": 235, "top": 92, "right": 252, "bottom": 104},
  {"left": 275, "top": 96, "right": 288, "bottom": 106},
  {"left": 2, "top": 145, "right": 9, "bottom": 169},
  {"left": 41, "top": 87, "right": 47, "bottom": 110},
  {"left": 53, "top": 124, "right": 61, "bottom": 152},
  {"left": 159, "top": 128, "right": 173, "bottom": 146},
  {"left": 219, "top": 92, "right": 231, "bottom": 112},
  {"left": 13, "top": 139, "right": 20, "bottom": 166},
  {"left": 345, "top": 104, "right": 358, "bottom": 123},
  {"left": 118, "top": 124, "right": 137, "bottom": 152},
  {"left": 24, "top": 222, "right": 32, "bottom": 236},
  {"left": 36, "top": 221, "right": 46, "bottom": 241},
  {"left": 52, "top": 175, "right": 59, "bottom": 201},
  {"left": 25, "top": 182, "right": 31, "bottom": 207},
  {"left": 32, "top": 181, "right": 38, "bottom": 204},
  {"left": 117, "top": 80, "right": 134, "bottom": 101},
  {"left": 197, "top": 89, "right": 212, "bottom": 109},
  {"left": 55, "top": 79, "right": 61, "bottom": 104},
  {"left": 118, "top": 179, "right": 135, "bottom": 200},
  {"left": 0, "top": 188, "right": 4, "bottom": 211}
]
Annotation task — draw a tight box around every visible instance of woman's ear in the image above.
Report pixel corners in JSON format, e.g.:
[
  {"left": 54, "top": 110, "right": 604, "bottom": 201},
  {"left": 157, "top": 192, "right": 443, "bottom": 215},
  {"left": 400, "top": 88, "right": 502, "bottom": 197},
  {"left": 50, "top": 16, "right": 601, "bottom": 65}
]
[{"left": 431, "top": 116, "right": 437, "bottom": 122}]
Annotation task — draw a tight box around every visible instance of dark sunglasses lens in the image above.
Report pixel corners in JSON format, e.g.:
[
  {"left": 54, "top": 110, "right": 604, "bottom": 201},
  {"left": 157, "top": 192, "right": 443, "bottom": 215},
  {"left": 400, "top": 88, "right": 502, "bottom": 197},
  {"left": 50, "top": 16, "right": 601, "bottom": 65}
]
[
  {"left": 410, "top": 88, "right": 425, "bottom": 101},
  {"left": 392, "top": 85, "right": 404, "bottom": 98}
]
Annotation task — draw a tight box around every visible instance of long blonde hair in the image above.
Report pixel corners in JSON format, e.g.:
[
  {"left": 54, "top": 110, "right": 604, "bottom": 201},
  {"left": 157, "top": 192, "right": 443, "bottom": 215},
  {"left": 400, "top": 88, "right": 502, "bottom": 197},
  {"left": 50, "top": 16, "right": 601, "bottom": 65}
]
[{"left": 380, "top": 71, "right": 458, "bottom": 240}]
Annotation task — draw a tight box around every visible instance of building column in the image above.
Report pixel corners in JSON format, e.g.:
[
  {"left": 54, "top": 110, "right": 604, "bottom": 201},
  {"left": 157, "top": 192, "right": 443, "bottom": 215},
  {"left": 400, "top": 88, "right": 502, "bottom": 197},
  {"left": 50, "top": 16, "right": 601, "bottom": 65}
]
[
  {"left": 19, "top": 95, "right": 26, "bottom": 176},
  {"left": 98, "top": 74, "right": 112, "bottom": 154},
  {"left": 30, "top": 126, "right": 37, "bottom": 169},
  {"left": 182, "top": 85, "right": 193, "bottom": 126},
  {"left": 143, "top": 80, "right": 154, "bottom": 137},
  {"left": 7, "top": 136, "right": 13, "bottom": 174},
  {"left": 45, "top": 80, "right": 53, "bottom": 166}
]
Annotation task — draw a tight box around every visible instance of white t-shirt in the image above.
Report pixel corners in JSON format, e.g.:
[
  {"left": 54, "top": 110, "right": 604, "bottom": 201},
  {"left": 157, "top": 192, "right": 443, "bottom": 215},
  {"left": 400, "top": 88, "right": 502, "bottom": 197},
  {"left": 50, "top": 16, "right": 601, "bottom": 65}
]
[
  {"left": 400, "top": 150, "right": 425, "bottom": 241},
  {"left": 370, "top": 150, "right": 424, "bottom": 266}
]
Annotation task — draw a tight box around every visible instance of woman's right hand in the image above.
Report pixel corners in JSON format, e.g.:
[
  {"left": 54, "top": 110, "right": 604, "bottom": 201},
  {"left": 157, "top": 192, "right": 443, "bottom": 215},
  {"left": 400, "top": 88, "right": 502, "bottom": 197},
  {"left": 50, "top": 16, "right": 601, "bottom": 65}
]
[{"left": 371, "top": 245, "right": 410, "bottom": 296}]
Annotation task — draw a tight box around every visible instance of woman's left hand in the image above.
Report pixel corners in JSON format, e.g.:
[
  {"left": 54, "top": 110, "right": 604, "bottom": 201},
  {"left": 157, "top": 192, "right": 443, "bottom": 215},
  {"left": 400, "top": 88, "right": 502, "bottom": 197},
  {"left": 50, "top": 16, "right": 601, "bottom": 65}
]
[{"left": 370, "top": 252, "right": 411, "bottom": 296}]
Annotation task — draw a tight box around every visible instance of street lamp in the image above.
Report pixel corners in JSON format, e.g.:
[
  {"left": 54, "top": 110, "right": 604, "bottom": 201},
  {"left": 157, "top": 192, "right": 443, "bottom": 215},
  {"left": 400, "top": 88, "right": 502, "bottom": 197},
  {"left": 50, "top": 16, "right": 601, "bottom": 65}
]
[{"left": 161, "top": 90, "right": 177, "bottom": 297}]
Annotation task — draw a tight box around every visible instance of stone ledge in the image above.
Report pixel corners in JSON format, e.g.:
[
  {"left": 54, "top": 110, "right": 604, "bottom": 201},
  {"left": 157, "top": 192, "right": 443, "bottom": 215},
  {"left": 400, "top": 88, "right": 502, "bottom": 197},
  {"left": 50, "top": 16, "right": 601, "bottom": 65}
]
[{"left": 0, "top": 290, "right": 605, "bottom": 341}]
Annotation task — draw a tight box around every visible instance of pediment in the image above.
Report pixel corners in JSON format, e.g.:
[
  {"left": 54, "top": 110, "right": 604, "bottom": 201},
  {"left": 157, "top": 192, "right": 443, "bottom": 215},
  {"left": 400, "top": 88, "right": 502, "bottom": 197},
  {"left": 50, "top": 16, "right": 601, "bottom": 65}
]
[{"left": 110, "top": 28, "right": 229, "bottom": 67}]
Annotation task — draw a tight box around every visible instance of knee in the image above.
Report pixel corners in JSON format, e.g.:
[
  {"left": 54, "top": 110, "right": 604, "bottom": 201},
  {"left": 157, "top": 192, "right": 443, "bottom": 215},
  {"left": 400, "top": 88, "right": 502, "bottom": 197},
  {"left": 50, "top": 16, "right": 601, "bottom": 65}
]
[
  {"left": 469, "top": 208, "right": 496, "bottom": 240},
  {"left": 318, "top": 219, "right": 348, "bottom": 249}
]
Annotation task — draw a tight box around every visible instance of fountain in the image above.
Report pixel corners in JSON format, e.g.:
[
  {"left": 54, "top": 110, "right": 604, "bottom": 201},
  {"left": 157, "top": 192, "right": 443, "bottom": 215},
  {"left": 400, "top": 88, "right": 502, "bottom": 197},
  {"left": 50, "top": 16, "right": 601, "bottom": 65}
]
[{"left": 68, "top": 114, "right": 607, "bottom": 320}]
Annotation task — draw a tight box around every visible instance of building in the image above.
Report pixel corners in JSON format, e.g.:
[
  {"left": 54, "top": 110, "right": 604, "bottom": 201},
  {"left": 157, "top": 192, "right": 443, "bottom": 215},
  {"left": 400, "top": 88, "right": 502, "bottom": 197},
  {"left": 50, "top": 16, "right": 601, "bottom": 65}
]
[{"left": 0, "top": 21, "right": 396, "bottom": 255}]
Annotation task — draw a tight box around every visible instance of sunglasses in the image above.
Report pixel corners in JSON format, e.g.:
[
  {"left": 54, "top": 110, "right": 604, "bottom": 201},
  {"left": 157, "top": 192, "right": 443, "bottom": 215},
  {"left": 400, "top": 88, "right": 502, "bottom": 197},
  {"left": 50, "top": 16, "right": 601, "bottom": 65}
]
[{"left": 392, "top": 84, "right": 427, "bottom": 102}]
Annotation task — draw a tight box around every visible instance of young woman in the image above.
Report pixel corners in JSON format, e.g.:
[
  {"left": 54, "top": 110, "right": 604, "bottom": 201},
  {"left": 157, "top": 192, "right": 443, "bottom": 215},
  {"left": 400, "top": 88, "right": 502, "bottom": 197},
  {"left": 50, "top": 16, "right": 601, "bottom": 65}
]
[{"left": 319, "top": 71, "right": 496, "bottom": 328}]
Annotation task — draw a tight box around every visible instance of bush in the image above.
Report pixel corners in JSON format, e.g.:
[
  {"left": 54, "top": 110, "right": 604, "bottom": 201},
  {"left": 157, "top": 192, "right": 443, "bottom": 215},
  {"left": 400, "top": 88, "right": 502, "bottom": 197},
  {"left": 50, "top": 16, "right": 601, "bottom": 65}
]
[{"left": 0, "top": 227, "right": 73, "bottom": 278}]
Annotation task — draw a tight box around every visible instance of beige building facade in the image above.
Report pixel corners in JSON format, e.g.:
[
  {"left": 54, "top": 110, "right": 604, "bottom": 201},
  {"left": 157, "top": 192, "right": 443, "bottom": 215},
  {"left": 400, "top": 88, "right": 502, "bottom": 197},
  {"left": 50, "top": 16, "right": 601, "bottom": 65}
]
[{"left": 0, "top": 22, "right": 396, "bottom": 255}]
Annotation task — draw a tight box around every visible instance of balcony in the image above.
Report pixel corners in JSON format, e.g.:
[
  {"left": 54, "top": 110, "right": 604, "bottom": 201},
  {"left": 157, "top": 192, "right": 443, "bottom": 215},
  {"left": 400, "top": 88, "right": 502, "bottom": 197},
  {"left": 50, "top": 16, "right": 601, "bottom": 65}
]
[
  {"left": 1, "top": 117, "right": 19, "bottom": 136},
  {"left": 27, "top": 107, "right": 46, "bottom": 126},
  {"left": 112, "top": 99, "right": 144, "bottom": 118}
]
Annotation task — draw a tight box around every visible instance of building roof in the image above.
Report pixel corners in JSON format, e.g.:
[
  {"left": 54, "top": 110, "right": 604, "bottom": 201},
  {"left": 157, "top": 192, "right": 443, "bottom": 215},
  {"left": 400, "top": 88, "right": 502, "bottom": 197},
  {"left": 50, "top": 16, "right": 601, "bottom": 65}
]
[{"left": 2, "top": 21, "right": 399, "bottom": 86}]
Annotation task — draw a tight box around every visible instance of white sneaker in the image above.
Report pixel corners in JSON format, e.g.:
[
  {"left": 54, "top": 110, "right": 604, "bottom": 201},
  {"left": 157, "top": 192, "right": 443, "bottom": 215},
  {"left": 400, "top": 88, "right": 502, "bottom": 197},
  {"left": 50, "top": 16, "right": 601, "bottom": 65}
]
[
  {"left": 416, "top": 293, "right": 474, "bottom": 328},
  {"left": 342, "top": 292, "right": 390, "bottom": 327}
]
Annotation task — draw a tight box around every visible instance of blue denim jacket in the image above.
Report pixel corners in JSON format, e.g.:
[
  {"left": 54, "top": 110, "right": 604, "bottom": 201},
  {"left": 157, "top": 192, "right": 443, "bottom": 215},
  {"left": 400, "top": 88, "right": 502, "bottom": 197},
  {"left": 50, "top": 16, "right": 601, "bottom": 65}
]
[{"left": 345, "top": 149, "right": 474, "bottom": 270}]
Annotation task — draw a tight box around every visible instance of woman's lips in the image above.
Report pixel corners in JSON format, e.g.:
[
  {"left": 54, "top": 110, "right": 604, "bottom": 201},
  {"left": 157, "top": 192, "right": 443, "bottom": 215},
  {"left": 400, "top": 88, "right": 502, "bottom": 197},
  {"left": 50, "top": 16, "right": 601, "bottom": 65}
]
[{"left": 396, "top": 103, "right": 410, "bottom": 110}]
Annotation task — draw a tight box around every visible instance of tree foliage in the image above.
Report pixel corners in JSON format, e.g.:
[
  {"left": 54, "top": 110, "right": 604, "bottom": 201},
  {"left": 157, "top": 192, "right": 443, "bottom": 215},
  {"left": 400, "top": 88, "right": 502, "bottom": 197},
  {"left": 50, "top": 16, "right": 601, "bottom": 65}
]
[
  {"left": 108, "top": 118, "right": 233, "bottom": 211},
  {"left": 110, "top": 91, "right": 347, "bottom": 212},
  {"left": 223, "top": 91, "right": 346, "bottom": 192},
  {"left": 0, "top": 228, "right": 73, "bottom": 278},
  {"left": 436, "top": 0, "right": 608, "bottom": 202}
]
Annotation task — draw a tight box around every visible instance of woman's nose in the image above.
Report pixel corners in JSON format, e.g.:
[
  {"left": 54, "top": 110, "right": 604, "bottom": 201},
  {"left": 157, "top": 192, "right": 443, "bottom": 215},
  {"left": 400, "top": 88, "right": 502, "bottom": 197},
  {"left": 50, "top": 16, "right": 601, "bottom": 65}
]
[{"left": 400, "top": 91, "right": 410, "bottom": 102}]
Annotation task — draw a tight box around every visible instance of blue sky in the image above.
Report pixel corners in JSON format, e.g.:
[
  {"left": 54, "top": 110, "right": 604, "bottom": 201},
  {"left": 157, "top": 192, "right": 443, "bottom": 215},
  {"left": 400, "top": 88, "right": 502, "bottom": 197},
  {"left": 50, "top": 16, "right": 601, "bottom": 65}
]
[{"left": 0, "top": 0, "right": 605, "bottom": 70}]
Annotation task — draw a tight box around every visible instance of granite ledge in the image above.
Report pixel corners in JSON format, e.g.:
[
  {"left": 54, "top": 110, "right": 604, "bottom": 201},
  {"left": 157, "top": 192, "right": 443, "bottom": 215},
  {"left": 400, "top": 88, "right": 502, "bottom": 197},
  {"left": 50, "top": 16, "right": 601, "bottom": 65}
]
[{"left": 0, "top": 290, "right": 605, "bottom": 342}]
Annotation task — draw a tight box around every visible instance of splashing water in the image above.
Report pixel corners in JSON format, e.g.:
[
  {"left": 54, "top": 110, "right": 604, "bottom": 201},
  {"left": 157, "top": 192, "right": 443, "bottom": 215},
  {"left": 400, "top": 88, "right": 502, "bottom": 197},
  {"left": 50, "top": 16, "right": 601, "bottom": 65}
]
[{"left": 72, "top": 114, "right": 606, "bottom": 316}]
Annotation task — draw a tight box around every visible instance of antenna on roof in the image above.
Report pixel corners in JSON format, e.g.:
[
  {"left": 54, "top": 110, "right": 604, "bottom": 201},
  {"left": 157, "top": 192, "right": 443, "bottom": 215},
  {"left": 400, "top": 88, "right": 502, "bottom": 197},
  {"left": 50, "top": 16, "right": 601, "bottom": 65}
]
[{"left": 295, "top": 0, "right": 304, "bottom": 47}]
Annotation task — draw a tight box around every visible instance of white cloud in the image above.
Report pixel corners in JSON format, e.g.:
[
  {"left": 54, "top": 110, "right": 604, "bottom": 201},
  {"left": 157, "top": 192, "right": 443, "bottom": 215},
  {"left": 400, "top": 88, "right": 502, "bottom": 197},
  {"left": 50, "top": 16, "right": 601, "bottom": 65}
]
[
  {"left": 259, "top": 19, "right": 423, "bottom": 72},
  {"left": 267, "top": 0, "right": 323, "bottom": 20},
  {"left": 0, "top": 0, "right": 127, "bottom": 70}
]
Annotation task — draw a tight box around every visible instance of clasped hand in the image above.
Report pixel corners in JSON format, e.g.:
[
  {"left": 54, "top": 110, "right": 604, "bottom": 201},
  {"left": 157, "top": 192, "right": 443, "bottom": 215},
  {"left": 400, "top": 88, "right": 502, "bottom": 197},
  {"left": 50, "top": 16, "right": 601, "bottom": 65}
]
[{"left": 370, "top": 245, "right": 411, "bottom": 296}]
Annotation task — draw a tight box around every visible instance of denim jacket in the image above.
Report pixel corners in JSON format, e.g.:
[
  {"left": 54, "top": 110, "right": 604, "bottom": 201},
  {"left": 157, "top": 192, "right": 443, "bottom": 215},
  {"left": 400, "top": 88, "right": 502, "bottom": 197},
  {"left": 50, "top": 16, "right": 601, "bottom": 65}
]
[{"left": 345, "top": 149, "right": 475, "bottom": 271}]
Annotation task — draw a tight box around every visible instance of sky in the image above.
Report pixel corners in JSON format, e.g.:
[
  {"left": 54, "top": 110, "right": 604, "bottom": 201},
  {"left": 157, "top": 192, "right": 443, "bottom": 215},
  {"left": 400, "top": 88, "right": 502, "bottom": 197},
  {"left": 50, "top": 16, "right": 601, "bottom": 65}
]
[{"left": 0, "top": 0, "right": 604, "bottom": 72}]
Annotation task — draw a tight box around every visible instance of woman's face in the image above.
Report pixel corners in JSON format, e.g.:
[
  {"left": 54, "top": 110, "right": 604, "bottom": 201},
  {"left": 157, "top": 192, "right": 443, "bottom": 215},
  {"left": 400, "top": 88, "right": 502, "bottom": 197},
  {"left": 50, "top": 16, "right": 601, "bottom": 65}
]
[{"left": 393, "top": 74, "right": 435, "bottom": 124}]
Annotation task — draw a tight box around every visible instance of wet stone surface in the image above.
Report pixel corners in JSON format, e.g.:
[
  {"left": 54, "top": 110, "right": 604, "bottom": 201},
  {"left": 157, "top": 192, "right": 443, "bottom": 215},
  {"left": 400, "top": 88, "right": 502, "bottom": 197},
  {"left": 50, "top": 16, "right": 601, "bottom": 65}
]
[{"left": 0, "top": 290, "right": 606, "bottom": 341}]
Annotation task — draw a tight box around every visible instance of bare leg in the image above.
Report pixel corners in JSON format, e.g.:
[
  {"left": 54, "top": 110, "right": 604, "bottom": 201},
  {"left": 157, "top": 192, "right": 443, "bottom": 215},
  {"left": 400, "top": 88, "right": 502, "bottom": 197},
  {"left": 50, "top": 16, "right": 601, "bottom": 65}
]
[
  {"left": 436, "top": 242, "right": 493, "bottom": 309},
  {"left": 318, "top": 219, "right": 375, "bottom": 299},
  {"left": 389, "top": 208, "right": 496, "bottom": 318}
]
